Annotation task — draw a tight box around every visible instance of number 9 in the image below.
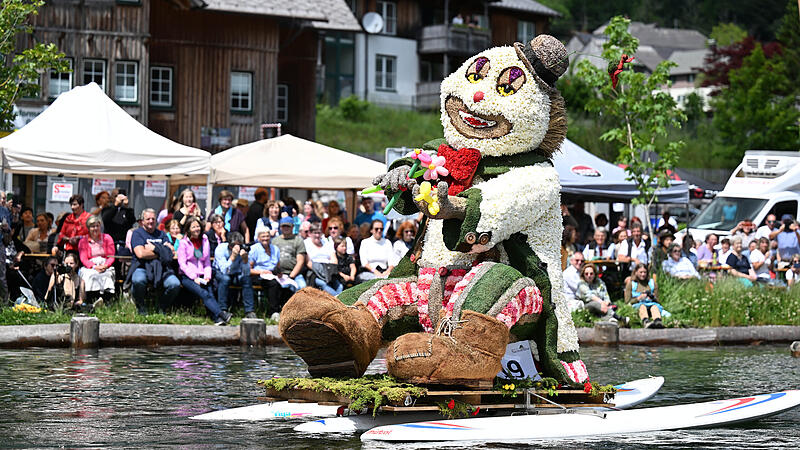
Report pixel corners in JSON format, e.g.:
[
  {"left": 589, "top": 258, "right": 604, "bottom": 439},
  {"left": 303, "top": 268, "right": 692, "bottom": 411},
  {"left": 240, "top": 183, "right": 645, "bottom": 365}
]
[{"left": 506, "top": 360, "right": 525, "bottom": 379}]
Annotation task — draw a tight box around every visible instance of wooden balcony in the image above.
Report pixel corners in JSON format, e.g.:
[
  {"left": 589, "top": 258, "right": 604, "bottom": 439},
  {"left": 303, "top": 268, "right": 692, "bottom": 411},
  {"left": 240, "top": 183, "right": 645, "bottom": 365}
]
[{"left": 418, "top": 24, "right": 491, "bottom": 55}]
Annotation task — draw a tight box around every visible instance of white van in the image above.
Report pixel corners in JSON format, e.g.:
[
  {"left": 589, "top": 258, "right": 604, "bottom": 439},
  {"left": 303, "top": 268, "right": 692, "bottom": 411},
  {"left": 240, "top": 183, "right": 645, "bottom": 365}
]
[{"left": 682, "top": 150, "right": 800, "bottom": 242}]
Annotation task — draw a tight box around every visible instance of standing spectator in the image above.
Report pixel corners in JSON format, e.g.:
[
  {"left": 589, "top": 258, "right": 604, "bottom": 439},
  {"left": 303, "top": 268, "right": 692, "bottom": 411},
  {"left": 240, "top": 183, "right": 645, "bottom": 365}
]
[
  {"left": 245, "top": 187, "right": 268, "bottom": 236},
  {"left": 178, "top": 217, "right": 230, "bottom": 325},
  {"left": 249, "top": 228, "right": 284, "bottom": 318},
  {"left": 214, "top": 231, "right": 256, "bottom": 319},
  {"left": 561, "top": 204, "right": 579, "bottom": 230},
  {"left": 611, "top": 215, "right": 628, "bottom": 236},
  {"left": 562, "top": 251, "right": 585, "bottom": 312},
  {"left": 322, "top": 200, "right": 344, "bottom": 231},
  {"left": 726, "top": 236, "right": 757, "bottom": 286},
  {"left": 681, "top": 233, "right": 698, "bottom": 267},
  {"left": 661, "top": 243, "right": 701, "bottom": 279},
  {"left": 90, "top": 191, "right": 110, "bottom": 216},
  {"left": 652, "top": 229, "right": 674, "bottom": 271},
  {"left": 354, "top": 197, "right": 387, "bottom": 230},
  {"left": 561, "top": 224, "right": 578, "bottom": 270},
  {"left": 756, "top": 214, "right": 779, "bottom": 240},
  {"left": 332, "top": 236, "right": 357, "bottom": 289},
  {"left": 208, "top": 190, "right": 250, "bottom": 243},
  {"left": 165, "top": 219, "right": 183, "bottom": 253},
  {"left": 14, "top": 207, "right": 35, "bottom": 243},
  {"left": 101, "top": 189, "right": 136, "bottom": 253},
  {"left": 273, "top": 216, "right": 307, "bottom": 291},
  {"left": 656, "top": 210, "right": 678, "bottom": 233},
  {"left": 786, "top": 254, "right": 800, "bottom": 287},
  {"left": 624, "top": 263, "right": 665, "bottom": 329},
  {"left": 594, "top": 213, "right": 609, "bottom": 230},
  {"left": 158, "top": 196, "right": 181, "bottom": 231},
  {"left": 696, "top": 233, "right": 718, "bottom": 265},
  {"left": 617, "top": 222, "right": 650, "bottom": 270},
  {"left": 730, "top": 220, "right": 757, "bottom": 250},
  {"left": 325, "top": 217, "right": 355, "bottom": 255},
  {"left": 305, "top": 223, "right": 341, "bottom": 296},
  {"left": 24, "top": 213, "right": 54, "bottom": 253},
  {"left": 771, "top": 215, "right": 800, "bottom": 265},
  {"left": 357, "top": 220, "right": 394, "bottom": 282},
  {"left": 55, "top": 194, "right": 92, "bottom": 253},
  {"left": 173, "top": 188, "right": 204, "bottom": 230},
  {"left": 129, "top": 208, "right": 181, "bottom": 315},
  {"left": 583, "top": 227, "right": 611, "bottom": 260},
  {"left": 77, "top": 216, "right": 116, "bottom": 304},
  {"left": 391, "top": 221, "right": 416, "bottom": 266},
  {"left": 205, "top": 214, "right": 227, "bottom": 255},
  {"left": 0, "top": 196, "right": 12, "bottom": 302},
  {"left": 576, "top": 264, "right": 628, "bottom": 325},
  {"left": 235, "top": 198, "right": 249, "bottom": 217},
  {"left": 570, "top": 202, "right": 594, "bottom": 245},
  {"left": 718, "top": 238, "right": 733, "bottom": 266},
  {"left": 749, "top": 237, "right": 772, "bottom": 282}
]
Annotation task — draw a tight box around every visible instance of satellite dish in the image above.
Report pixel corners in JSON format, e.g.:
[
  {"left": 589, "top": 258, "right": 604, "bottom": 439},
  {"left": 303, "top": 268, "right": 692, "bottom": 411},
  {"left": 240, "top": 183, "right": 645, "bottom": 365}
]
[{"left": 362, "top": 12, "right": 384, "bottom": 34}]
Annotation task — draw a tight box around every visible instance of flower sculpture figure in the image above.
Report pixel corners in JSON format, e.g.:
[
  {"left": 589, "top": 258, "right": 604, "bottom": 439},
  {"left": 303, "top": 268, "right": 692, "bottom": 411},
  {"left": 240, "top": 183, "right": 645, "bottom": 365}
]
[
  {"left": 405, "top": 148, "right": 432, "bottom": 166},
  {"left": 423, "top": 155, "right": 449, "bottom": 181}
]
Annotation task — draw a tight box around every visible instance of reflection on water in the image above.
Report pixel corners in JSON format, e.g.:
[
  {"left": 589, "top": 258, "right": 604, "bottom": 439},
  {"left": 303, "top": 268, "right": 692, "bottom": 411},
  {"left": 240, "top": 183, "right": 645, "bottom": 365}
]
[{"left": 0, "top": 344, "right": 798, "bottom": 448}]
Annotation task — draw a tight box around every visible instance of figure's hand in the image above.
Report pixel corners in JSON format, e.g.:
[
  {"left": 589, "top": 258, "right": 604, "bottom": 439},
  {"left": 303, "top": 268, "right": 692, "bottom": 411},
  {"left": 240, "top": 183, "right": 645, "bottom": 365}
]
[
  {"left": 372, "top": 166, "right": 414, "bottom": 192},
  {"left": 412, "top": 182, "right": 466, "bottom": 220}
]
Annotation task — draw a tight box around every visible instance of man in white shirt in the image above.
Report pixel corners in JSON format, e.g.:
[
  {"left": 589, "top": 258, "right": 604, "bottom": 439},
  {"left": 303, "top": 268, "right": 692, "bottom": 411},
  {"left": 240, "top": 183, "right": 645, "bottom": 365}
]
[
  {"left": 562, "top": 252, "right": 585, "bottom": 312},
  {"left": 755, "top": 214, "right": 778, "bottom": 240},
  {"left": 616, "top": 222, "right": 649, "bottom": 270}
]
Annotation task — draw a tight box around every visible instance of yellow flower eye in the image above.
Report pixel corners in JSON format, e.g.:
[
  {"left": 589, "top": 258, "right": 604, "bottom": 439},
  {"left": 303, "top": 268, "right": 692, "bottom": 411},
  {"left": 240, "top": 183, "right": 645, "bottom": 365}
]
[
  {"left": 497, "top": 84, "right": 516, "bottom": 96},
  {"left": 467, "top": 73, "right": 482, "bottom": 83},
  {"left": 465, "top": 57, "right": 490, "bottom": 84}
]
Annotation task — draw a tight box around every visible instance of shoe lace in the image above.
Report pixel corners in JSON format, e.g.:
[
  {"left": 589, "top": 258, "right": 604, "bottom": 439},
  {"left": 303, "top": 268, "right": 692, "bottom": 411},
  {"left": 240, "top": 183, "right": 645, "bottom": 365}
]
[{"left": 434, "top": 317, "right": 466, "bottom": 344}]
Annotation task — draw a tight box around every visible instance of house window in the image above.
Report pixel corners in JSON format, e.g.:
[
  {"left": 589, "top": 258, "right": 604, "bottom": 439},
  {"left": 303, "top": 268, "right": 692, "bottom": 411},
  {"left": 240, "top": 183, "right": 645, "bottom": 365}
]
[
  {"left": 82, "top": 59, "right": 106, "bottom": 91},
  {"left": 276, "top": 84, "right": 289, "bottom": 122},
  {"left": 114, "top": 61, "right": 138, "bottom": 102},
  {"left": 517, "top": 20, "right": 536, "bottom": 43},
  {"left": 377, "top": 0, "right": 396, "bottom": 35},
  {"left": 375, "top": 54, "right": 396, "bottom": 91},
  {"left": 150, "top": 66, "right": 173, "bottom": 107},
  {"left": 49, "top": 58, "right": 73, "bottom": 98},
  {"left": 687, "top": 73, "right": 696, "bottom": 83},
  {"left": 230, "top": 71, "right": 252, "bottom": 112}
]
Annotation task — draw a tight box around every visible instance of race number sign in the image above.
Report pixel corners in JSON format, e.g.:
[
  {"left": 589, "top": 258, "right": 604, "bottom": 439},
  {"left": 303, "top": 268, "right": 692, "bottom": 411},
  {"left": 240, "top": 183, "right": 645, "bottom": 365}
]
[{"left": 496, "top": 340, "right": 541, "bottom": 381}]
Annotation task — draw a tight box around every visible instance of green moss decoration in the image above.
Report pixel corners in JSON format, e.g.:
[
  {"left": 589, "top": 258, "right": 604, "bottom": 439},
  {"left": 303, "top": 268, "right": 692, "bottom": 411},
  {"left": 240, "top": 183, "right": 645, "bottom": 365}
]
[
  {"left": 257, "top": 374, "right": 427, "bottom": 417},
  {"left": 436, "top": 398, "right": 478, "bottom": 419}
]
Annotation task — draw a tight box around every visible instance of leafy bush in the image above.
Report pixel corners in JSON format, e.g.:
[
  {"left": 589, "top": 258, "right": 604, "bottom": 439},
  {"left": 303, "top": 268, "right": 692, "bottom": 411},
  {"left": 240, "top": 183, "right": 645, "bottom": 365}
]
[{"left": 338, "top": 95, "right": 370, "bottom": 122}]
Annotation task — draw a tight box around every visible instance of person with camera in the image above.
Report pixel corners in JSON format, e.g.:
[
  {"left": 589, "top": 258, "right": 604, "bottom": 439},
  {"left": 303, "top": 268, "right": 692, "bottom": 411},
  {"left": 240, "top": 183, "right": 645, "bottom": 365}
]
[
  {"left": 770, "top": 215, "right": 800, "bottom": 267},
  {"left": 249, "top": 228, "right": 283, "bottom": 318},
  {"left": 129, "top": 208, "right": 181, "bottom": 315},
  {"left": 625, "top": 263, "right": 666, "bottom": 329},
  {"left": 214, "top": 231, "right": 256, "bottom": 319},
  {"left": 101, "top": 189, "right": 136, "bottom": 254},
  {"left": 172, "top": 188, "right": 204, "bottom": 230},
  {"left": 33, "top": 253, "right": 86, "bottom": 310},
  {"left": 786, "top": 254, "right": 800, "bottom": 287},
  {"left": 177, "top": 217, "right": 230, "bottom": 325}
]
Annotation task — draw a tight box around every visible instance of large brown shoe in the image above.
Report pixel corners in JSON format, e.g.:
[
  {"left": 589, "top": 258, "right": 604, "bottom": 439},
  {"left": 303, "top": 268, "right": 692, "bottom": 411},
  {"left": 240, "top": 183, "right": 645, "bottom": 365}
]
[
  {"left": 386, "top": 310, "right": 509, "bottom": 383},
  {"left": 279, "top": 288, "right": 381, "bottom": 378}
]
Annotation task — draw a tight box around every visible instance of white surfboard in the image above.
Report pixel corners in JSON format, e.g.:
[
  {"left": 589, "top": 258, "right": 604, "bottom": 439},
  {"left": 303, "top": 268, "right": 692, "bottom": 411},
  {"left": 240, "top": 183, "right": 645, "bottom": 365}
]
[
  {"left": 190, "top": 401, "right": 340, "bottom": 421},
  {"left": 293, "top": 376, "right": 664, "bottom": 434},
  {"left": 361, "top": 390, "right": 800, "bottom": 442}
]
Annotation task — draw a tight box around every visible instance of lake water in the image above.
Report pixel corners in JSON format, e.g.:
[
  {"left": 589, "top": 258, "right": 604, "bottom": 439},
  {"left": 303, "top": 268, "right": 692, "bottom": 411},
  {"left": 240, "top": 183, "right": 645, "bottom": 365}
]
[{"left": 1, "top": 344, "right": 798, "bottom": 448}]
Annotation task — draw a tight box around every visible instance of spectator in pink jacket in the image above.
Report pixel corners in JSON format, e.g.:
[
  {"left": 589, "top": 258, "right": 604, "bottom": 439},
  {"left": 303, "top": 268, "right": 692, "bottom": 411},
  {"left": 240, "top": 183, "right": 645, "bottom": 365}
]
[
  {"left": 77, "top": 215, "right": 116, "bottom": 303},
  {"left": 178, "top": 217, "right": 230, "bottom": 325}
]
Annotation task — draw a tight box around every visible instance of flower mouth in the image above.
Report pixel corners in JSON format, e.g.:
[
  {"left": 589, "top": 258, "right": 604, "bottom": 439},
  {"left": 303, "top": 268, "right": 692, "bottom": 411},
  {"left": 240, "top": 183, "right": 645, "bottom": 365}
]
[{"left": 445, "top": 96, "right": 511, "bottom": 139}]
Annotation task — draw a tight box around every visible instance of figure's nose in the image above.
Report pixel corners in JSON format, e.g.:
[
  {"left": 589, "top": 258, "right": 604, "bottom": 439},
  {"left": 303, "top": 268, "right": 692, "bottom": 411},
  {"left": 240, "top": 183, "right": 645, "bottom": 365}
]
[{"left": 473, "top": 91, "right": 484, "bottom": 103}]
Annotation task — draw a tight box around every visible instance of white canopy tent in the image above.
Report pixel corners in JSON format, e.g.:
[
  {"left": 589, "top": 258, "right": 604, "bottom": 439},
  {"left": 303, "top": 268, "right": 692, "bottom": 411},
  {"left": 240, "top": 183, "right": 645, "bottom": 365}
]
[{"left": 0, "top": 83, "right": 210, "bottom": 183}]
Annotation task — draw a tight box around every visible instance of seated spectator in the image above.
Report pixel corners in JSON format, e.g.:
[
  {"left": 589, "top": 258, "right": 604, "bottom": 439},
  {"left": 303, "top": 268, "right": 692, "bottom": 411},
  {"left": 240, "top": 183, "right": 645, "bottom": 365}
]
[
  {"left": 325, "top": 217, "right": 355, "bottom": 255},
  {"left": 662, "top": 243, "right": 701, "bottom": 279},
  {"left": 354, "top": 197, "right": 387, "bottom": 230},
  {"left": 249, "top": 228, "right": 284, "bottom": 317},
  {"left": 332, "top": 236, "right": 357, "bottom": 289},
  {"left": 129, "top": 208, "right": 181, "bottom": 315},
  {"left": 158, "top": 196, "right": 181, "bottom": 231},
  {"left": 576, "top": 264, "right": 628, "bottom": 325},
  {"left": 101, "top": 189, "right": 136, "bottom": 252},
  {"left": 273, "top": 216, "right": 307, "bottom": 292},
  {"left": 609, "top": 228, "right": 628, "bottom": 259},
  {"left": 301, "top": 200, "right": 319, "bottom": 223},
  {"left": 245, "top": 188, "right": 268, "bottom": 236},
  {"left": 298, "top": 220, "right": 311, "bottom": 241},
  {"left": 718, "top": 237, "right": 732, "bottom": 265},
  {"left": 726, "top": 236, "right": 757, "bottom": 286},
  {"left": 24, "top": 213, "right": 54, "bottom": 253},
  {"left": 624, "top": 263, "right": 666, "bottom": 329},
  {"left": 583, "top": 227, "right": 611, "bottom": 260},
  {"left": 561, "top": 251, "right": 585, "bottom": 312},
  {"left": 77, "top": 216, "right": 116, "bottom": 304},
  {"left": 59, "top": 252, "right": 86, "bottom": 310},
  {"left": 756, "top": 214, "right": 779, "bottom": 240},
  {"left": 305, "top": 223, "right": 342, "bottom": 296},
  {"left": 696, "top": 233, "right": 718, "bottom": 265},
  {"left": 730, "top": 220, "right": 757, "bottom": 250},
  {"left": 178, "top": 217, "right": 230, "bottom": 325},
  {"left": 786, "top": 254, "right": 800, "bottom": 287},
  {"left": 322, "top": 200, "right": 344, "bottom": 232},
  {"left": 173, "top": 188, "right": 204, "bottom": 230},
  {"left": 208, "top": 190, "right": 250, "bottom": 243},
  {"left": 33, "top": 256, "right": 59, "bottom": 307},
  {"left": 681, "top": 233, "right": 698, "bottom": 267},
  {"left": 90, "top": 190, "right": 110, "bottom": 216},
  {"left": 773, "top": 215, "right": 800, "bottom": 265},
  {"left": 391, "top": 221, "right": 416, "bottom": 266},
  {"left": 617, "top": 222, "right": 650, "bottom": 270},
  {"left": 205, "top": 214, "right": 227, "bottom": 255},
  {"left": 749, "top": 237, "right": 772, "bottom": 282},
  {"left": 652, "top": 229, "right": 675, "bottom": 272},
  {"left": 744, "top": 239, "right": 757, "bottom": 260},
  {"left": 54, "top": 194, "right": 91, "bottom": 253},
  {"left": 256, "top": 200, "right": 282, "bottom": 238},
  {"left": 561, "top": 224, "right": 578, "bottom": 270},
  {"left": 357, "top": 220, "right": 394, "bottom": 282},
  {"left": 165, "top": 219, "right": 183, "bottom": 253},
  {"left": 214, "top": 231, "right": 256, "bottom": 319}
]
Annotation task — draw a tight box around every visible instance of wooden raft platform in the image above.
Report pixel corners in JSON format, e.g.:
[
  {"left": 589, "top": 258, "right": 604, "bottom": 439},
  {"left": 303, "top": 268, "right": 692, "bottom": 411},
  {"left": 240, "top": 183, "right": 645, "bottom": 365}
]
[{"left": 262, "top": 380, "right": 612, "bottom": 413}]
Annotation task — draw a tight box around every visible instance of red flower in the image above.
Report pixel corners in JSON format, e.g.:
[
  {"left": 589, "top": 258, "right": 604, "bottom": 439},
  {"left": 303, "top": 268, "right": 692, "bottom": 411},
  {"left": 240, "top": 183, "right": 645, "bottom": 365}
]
[
  {"left": 609, "top": 53, "right": 635, "bottom": 90},
  {"left": 471, "top": 407, "right": 480, "bottom": 416},
  {"left": 584, "top": 381, "right": 593, "bottom": 393},
  {"left": 447, "top": 399, "right": 455, "bottom": 410}
]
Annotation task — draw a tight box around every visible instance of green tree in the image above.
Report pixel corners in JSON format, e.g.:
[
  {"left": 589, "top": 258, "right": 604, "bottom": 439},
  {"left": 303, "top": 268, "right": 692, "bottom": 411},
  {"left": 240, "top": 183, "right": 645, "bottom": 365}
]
[
  {"left": 0, "top": 0, "right": 68, "bottom": 130},
  {"left": 709, "top": 23, "right": 747, "bottom": 46},
  {"left": 683, "top": 92, "right": 705, "bottom": 131},
  {"left": 711, "top": 43, "right": 800, "bottom": 153},
  {"left": 575, "top": 16, "right": 686, "bottom": 242}
]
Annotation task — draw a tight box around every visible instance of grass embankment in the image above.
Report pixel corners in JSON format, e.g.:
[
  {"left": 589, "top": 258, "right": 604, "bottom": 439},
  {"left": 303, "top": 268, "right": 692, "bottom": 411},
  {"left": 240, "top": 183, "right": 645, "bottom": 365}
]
[
  {"left": 316, "top": 100, "right": 442, "bottom": 156},
  {"left": 572, "top": 276, "right": 800, "bottom": 328},
  {"left": 0, "top": 298, "right": 278, "bottom": 326}
]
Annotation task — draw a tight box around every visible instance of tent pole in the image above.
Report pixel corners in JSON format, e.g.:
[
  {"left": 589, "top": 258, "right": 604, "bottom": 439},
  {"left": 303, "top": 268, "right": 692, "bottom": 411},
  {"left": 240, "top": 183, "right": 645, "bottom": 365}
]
[
  {"left": 205, "top": 181, "right": 213, "bottom": 215},
  {"left": 346, "top": 189, "right": 356, "bottom": 225}
]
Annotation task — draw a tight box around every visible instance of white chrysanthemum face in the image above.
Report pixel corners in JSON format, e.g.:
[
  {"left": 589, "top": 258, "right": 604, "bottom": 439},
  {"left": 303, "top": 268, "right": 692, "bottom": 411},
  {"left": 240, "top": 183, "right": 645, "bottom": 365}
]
[{"left": 440, "top": 46, "right": 552, "bottom": 157}]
